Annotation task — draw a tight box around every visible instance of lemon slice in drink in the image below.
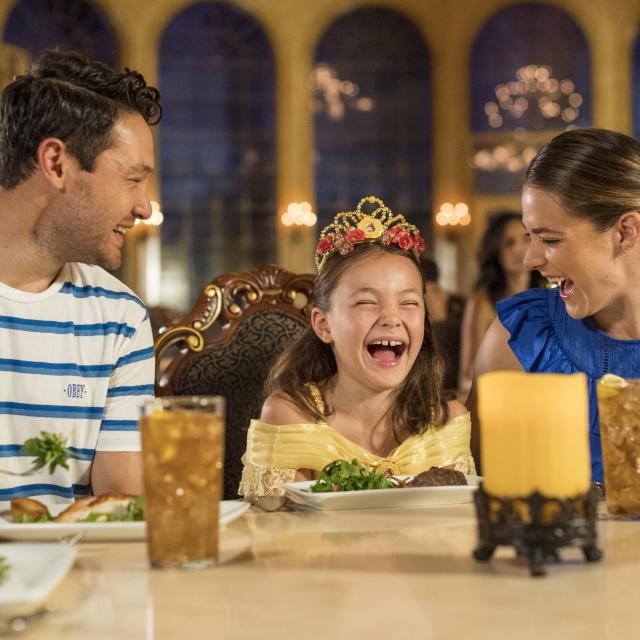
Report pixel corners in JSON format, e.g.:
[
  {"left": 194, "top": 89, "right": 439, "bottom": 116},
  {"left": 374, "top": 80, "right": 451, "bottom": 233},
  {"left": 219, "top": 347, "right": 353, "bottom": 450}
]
[{"left": 597, "top": 374, "right": 628, "bottom": 399}]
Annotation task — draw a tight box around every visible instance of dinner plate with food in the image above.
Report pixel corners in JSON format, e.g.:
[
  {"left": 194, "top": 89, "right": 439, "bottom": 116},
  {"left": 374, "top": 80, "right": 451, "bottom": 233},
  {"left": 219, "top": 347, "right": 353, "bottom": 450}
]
[
  {"left": 285, "top": 459, "right": 480, "bottom": 510},
  {"left": 0, "top": 495, "right": 250, "bottom": 542}
]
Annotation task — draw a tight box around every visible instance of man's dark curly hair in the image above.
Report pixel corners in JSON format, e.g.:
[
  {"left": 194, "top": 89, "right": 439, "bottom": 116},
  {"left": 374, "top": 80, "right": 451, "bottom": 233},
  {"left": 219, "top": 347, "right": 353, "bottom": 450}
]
[{"left": 0, "top": 49, "right": 162, "bottom": 190}]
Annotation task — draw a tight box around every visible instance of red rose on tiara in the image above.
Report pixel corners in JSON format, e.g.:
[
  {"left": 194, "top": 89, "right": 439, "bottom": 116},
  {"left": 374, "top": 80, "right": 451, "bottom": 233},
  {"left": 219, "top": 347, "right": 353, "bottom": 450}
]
[
  {"left": 334, "top": 234, "right": 354, "bottom": 255},
  {"left": 396, "top": 231, "right": 414, "bottom": 250},
  {"left": 414, "top": 234, "right": 426, "bottom": 252},
  {"left": 346, "top": 229, "right": 365, "bottom": 244},
  {"left": 382, "top": 226, "right": 401, "bottom": 245},
  {"left": 316, "top": 235, "right": 334, "bottom": 255}
]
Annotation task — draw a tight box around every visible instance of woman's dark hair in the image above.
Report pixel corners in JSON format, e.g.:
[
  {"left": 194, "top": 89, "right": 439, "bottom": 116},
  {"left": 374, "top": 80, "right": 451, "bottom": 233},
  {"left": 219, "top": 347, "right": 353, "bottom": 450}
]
[
  {"left": 525, "top": 128, "right": 640, "bottom": 231},
  {"left": 266, "top": 243, "right": 450, "bottom": 440},
  {"left": 475, "top": 211, "right": 543, "bottom": 306},
  {"left": 0, "top": 49, "right": 162, "bottom": 190}
]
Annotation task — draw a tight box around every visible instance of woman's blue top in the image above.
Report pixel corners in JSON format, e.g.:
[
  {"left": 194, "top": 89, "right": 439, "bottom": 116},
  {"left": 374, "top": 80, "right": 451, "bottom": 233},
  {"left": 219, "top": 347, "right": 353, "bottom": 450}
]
[{"left": 497, "top": 287, "right": 640, "bottom": 483}]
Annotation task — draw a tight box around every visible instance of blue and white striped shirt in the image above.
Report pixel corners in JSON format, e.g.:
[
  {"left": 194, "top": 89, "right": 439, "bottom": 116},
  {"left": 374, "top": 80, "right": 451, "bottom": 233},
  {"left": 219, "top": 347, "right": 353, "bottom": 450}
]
[{"left": 0, "top": 263, "right": 154, "bottom": 507}]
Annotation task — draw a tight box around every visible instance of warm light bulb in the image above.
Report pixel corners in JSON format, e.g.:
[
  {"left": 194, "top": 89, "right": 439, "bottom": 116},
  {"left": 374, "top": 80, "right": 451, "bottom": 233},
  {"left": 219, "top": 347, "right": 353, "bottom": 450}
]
[
  {"left": 441, "top": 202, "right": 454, "bottom": 214},
  {"left": 281, "top": 212, "right": 293, "bottom": 226}
]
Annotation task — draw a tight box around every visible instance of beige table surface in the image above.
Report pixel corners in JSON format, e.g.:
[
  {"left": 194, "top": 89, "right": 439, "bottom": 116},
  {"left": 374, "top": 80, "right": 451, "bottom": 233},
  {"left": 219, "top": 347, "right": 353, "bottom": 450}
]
[{"left": 8, "top": 501, "right": 640, "bottom": 640}]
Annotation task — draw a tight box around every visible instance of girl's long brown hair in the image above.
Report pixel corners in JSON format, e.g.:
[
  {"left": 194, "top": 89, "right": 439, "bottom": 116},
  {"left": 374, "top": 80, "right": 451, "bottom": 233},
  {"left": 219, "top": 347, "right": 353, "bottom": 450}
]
[{"left": 266, "top": 243, "right": 450, "bottom": 440}]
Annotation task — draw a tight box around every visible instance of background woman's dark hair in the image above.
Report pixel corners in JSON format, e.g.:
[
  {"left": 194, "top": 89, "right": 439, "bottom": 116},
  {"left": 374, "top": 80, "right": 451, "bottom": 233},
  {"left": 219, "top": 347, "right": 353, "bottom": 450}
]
[
  {"left": 0, "top": 49, "right": 162, "bottom": 190},
  {"left": 525, "top": 128, "right": 640, "bottom": 231},
  {"left": 266, "top": 243, "right": 450, "bottom": 440},
  {"left": 475, "top": 211, "right": 543, "bottom": 306}
]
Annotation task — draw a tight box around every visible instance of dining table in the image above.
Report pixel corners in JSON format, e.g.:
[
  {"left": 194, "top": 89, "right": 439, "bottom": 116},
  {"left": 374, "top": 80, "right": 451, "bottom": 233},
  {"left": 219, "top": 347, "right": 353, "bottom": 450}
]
[{"left": 6, "top": 500, "right": 640, "bottom": 639}]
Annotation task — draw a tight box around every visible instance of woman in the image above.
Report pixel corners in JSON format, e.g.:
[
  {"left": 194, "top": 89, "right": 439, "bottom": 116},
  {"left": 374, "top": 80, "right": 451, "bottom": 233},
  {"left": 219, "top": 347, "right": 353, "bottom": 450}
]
[
  {"left": 458, "top": 212, "right": 542, "bottom": 390},
  {"left": 240, "top": 197, "right": 474, "bottom": 501},
  {"left": 469, "top": 129, "right": 640, "bottom": 482}
]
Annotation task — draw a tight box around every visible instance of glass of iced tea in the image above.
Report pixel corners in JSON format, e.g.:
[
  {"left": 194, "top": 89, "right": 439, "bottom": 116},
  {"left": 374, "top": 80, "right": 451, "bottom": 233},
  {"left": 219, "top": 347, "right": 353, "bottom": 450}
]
[
  {"left": 140, "top": 396, "right": 224, "bottom": 568},
  {"left": 597, "top": 375, "right": 640, "bottom": 516}
]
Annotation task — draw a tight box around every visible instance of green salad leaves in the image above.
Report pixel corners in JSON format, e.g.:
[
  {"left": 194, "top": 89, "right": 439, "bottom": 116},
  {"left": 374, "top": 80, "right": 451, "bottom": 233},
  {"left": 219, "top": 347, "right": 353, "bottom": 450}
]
[
  {"left": 21, "top": 431, "right": 83, "bottom": 474},
  {"left": 79, "top": 496, "right": 145, "bottom": 523},
  {"left": 310, "top": 459, "right": 395, "bottom": 493}
]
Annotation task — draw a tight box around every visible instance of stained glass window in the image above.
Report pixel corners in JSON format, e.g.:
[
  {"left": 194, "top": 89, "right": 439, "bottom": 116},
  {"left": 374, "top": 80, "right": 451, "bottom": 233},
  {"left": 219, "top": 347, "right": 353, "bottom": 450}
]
[
  {"left": 3, "top": 0, "right": 117, "bottom": 66},
  {"left": 470, "top": 3, "right": 591, "bottom": 194},
  {"left": 159, "top": 1, "right": 276, "bottom": 309},
  {"left": 314, "top": 7, "right": 432, "bottom": 236}
]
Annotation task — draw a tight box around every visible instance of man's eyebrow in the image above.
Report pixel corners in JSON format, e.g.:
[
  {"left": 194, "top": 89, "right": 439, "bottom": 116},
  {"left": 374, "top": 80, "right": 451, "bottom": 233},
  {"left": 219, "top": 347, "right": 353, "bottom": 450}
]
[{"left": 129, "top": 163, "right": 153, "bottom": 174}]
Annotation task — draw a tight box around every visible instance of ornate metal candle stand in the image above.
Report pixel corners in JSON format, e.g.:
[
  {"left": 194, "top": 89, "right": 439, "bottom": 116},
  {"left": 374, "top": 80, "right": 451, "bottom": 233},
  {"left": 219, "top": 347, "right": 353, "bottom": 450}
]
[{"left": 473, "top": 483, "right": 602, "bottom": 577}]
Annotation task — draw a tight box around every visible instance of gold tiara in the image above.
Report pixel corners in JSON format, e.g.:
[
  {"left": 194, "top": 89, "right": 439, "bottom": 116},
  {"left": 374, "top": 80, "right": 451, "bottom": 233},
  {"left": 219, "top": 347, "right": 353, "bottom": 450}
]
[{"left": 315, "top": 196, "right": 426, "bottom": 272}]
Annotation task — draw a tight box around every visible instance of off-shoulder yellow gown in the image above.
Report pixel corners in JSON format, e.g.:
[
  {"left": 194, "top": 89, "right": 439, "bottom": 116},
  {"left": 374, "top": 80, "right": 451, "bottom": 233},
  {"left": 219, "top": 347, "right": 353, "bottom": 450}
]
[{"left": 239, "top": 384, "right": 475, "bottom": 499}]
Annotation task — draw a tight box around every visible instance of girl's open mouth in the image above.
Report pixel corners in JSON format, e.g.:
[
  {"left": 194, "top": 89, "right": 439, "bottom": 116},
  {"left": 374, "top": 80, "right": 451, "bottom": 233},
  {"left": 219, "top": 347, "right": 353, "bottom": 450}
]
[{"left": 366, "top": 339, "right": 407, "bottom": 366}]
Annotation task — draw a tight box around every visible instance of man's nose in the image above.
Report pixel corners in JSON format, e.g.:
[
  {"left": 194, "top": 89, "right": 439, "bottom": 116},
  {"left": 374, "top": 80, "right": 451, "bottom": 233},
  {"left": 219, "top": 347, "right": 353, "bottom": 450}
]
[{"left": 133, "top": 196, "right": 152, "bottom": 221}]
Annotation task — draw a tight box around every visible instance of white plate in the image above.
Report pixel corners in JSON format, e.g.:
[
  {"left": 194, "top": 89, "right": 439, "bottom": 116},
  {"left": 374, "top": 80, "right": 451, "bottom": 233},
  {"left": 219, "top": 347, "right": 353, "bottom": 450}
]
[
  {"left": 0, "top": 543, "right": 76, "bottom": 618},
  {"left": 285, "top": 475, "right": 480, "bottom": 510},
  {"left": 0, "top": 500, "right": 251, "bottom": 542}
]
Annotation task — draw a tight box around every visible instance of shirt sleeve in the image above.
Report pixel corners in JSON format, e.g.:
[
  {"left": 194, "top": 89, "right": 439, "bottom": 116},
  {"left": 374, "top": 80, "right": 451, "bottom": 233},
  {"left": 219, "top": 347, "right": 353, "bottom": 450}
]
[{"left": 96, "top": 315, "right": 155, "bottom": 452}]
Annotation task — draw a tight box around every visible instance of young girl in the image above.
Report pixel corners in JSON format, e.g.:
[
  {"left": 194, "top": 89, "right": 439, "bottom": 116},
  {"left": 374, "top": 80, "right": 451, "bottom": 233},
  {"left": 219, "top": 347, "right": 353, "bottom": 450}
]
[{"left": 239, "top": 196, "right": 475, "bottom": 500}]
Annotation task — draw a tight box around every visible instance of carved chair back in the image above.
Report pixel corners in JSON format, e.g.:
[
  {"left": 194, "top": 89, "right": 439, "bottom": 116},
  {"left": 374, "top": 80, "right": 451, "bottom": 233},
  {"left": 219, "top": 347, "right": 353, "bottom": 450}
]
[{"left": 155, "top": 266, "right": 315, "bottom": 499}]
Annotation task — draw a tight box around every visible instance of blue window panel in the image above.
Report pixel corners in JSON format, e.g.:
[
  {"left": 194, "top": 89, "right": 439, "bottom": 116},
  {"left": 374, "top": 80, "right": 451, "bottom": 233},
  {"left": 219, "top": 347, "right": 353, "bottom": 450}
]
[
  {"left": 4, "top": 0, "right": 117, "bottom": 66},
  {"left": 314, "top": 7, "right": 432, "bottom": 238}
]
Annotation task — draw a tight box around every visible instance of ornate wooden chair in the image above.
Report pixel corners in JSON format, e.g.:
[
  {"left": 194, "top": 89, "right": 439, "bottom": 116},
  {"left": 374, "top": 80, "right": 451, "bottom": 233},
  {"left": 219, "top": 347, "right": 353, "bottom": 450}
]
[{"left": 155, "top": 266, "right": 315, "bottom": 499}]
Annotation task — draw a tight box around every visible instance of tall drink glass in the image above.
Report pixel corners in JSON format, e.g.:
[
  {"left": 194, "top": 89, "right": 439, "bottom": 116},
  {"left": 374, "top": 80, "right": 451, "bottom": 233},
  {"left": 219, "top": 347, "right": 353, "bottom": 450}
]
[
  {"left": 597, "top": 376, "right": 640, "bottom": 516},
  {"left": 140, "top": 396, "right": 224, "bottom": 568}
]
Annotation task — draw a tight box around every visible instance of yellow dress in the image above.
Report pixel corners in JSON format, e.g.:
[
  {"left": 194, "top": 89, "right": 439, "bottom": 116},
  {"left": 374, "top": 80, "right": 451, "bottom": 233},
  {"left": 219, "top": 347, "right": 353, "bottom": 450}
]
[{"left": 239, "top": 384, "right": 476, "bottom": 499}]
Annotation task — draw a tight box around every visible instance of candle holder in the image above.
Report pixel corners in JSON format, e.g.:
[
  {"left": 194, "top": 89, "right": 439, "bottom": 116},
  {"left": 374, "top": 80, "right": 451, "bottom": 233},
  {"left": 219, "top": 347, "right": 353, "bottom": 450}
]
[{"left": 473, "top": 483, "right": 602, "bottom": 577}]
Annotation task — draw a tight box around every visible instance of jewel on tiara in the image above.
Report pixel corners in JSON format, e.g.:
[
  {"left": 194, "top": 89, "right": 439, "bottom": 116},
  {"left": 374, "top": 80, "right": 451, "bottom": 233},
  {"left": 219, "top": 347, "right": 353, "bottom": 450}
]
[{"left": 315, "top": 196, "right": 426, "bottom": 272}]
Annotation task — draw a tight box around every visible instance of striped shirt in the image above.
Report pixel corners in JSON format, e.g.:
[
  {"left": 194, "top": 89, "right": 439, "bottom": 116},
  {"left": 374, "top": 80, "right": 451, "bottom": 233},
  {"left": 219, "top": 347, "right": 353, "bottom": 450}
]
[{"left": 0, "top": 263, "right": 154, "bottom": 508}]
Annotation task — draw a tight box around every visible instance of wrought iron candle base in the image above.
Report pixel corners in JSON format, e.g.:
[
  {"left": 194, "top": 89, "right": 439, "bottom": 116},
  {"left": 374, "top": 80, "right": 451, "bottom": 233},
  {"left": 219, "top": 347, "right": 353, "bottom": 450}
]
[{"left": 473, "top": 483, "right": 602, "bottom": 577}]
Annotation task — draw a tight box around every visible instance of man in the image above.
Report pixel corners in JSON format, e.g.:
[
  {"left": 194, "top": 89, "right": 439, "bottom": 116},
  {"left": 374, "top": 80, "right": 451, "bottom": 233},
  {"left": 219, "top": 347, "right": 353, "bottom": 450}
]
[{"left": 0, "top": 50, "right": 162, "bottom": 506}]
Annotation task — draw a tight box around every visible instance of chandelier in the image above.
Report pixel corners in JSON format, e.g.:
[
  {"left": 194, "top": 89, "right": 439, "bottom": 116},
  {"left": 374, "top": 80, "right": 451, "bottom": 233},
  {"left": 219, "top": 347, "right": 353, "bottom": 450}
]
[
  {"left": 473, "top": 64, "right": 583, "bottom": 173},
  {"left": 484, "top": 64, "right": 583, "bottom": 130},
  {"left": 311, "top": 63, "right": 374, "bottom": 121}
]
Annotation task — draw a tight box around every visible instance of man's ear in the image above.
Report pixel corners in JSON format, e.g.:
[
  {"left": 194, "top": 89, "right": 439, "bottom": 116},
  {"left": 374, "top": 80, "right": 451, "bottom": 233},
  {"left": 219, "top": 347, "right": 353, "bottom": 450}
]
[
  {"left": 617, "top": 211, "right": 640, "bottom": 253},
  {"left": 311, "top": 307, "right": 332, "bottom": 344},
  {"left": 36, "top": 137, "right": 72, "bottom": 190}
]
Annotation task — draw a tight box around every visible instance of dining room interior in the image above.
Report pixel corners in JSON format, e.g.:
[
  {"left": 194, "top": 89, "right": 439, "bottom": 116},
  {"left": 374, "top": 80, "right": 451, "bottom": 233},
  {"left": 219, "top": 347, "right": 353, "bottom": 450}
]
[{"left": 1, "top": 0, "right": 640, "bottom": 638}]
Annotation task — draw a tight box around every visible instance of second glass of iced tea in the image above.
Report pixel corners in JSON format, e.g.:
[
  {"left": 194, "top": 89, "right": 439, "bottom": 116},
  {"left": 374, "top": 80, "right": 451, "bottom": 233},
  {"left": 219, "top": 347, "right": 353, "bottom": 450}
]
[
  {"left": 140, "top": 396, "right": 224, "bottom": 568},
  {"left": 597, "top": 375, "right": 640, "bottom": 516}
]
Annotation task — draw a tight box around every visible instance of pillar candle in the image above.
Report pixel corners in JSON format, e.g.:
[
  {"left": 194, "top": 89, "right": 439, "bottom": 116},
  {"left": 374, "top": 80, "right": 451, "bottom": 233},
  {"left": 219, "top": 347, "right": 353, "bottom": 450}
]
[{"left": 478, "top": 371, "right": 591, "bottom": 498}]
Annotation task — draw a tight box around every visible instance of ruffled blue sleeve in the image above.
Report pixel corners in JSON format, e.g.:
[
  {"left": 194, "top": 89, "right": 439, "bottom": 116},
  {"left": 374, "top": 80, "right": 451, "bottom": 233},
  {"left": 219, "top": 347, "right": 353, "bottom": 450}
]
[{"left": 496, "top": 288, "right": 578, "bottom": 375}]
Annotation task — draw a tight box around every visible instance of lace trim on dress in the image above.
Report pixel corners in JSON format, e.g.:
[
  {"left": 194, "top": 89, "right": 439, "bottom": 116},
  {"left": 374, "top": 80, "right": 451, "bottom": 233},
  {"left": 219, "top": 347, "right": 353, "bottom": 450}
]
[
  {"left": 450, "top": 455, "right": 476, "bottom": 476},
  {"left": 238, "top": 453, "right": 296, "bottom": 499}
]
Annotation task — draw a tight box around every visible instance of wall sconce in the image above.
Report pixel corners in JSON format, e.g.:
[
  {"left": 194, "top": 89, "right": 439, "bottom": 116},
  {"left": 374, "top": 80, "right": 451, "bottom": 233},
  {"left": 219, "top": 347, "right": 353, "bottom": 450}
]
[
  {"left": 280, "top": 201, "right": 317, "bottom": 227},
  {"left": 435, "top": 202, "right": 471, "bottom": 227},
  {"left": 135, "top": 200, "right": 164, "bottom": 226}
]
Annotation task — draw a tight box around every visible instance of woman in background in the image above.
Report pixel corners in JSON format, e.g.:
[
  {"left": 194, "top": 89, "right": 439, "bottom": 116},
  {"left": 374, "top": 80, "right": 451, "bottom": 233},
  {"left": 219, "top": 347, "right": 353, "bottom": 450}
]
[{"left": 458, "top": 212, "right": 543, "bottom": 390}]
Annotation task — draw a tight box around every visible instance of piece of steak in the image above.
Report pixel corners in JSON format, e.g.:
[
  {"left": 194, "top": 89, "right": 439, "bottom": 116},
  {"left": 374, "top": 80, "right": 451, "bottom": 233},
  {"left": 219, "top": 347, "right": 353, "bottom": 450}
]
[{"left": 405, "top": 467, "right": 467, "bottom": 487}]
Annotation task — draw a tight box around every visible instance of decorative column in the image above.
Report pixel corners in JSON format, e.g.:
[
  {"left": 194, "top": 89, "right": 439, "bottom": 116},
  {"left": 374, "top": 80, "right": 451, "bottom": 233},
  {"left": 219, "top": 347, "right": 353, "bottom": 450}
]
[{"left": 273, "top": 22, "right": 316, "bottom": 275}]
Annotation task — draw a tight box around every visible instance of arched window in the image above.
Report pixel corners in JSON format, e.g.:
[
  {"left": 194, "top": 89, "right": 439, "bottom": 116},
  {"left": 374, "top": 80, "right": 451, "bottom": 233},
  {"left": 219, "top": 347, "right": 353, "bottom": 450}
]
[
  {"left": 3, "top": 0, "right": 117, "bottom": 66},
  {"left": 470, "top": 3, "right": 591, "bottom": 194},
  {"left": 313, "top": 7, "right": 432, "bottom": 235},
  {"left": 159, "top": 2, "right": 276, "bottom": 309}
]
